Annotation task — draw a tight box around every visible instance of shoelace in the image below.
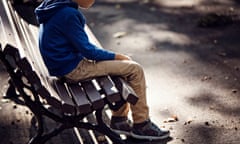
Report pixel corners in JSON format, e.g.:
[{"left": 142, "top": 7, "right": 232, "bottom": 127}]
[
  {"left": 140, "top": 121, "right": 163, "bottom": 135},
  {"left": 149, "top": 122, "right": 163, "bottom": 135}
]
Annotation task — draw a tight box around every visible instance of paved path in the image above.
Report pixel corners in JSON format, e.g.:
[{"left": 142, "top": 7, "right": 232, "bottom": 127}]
[{"left": 82, "top": 0, "right": 240, "bottom": 143}]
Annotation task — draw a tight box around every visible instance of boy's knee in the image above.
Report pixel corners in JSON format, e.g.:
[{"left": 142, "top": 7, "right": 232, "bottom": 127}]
[{"left": 129, "top": 61, "right": 144, "bottom": 74}]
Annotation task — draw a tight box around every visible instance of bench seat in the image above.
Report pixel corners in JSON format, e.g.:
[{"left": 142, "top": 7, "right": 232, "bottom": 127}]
[{"left": 0, "top": 44, "right": 138, "bottom": 144}]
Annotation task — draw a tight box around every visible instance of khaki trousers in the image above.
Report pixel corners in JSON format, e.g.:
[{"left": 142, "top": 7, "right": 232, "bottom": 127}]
[{"left": 65, "top": 59, "right": 149, "bottom": 123}]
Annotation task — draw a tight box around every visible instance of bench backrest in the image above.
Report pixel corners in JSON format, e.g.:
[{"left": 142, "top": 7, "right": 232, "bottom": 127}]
[{"left": 0, "top": 44, "right": 63, "bottom": 110}]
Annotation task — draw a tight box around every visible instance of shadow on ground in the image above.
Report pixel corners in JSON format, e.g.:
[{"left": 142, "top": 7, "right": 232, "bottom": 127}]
[{"left": 188, "top": 92, "right": 240, "bottom": 117}]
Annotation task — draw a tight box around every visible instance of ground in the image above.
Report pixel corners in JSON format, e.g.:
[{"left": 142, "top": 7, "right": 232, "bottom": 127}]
[
  {"left": 82, "top": 0, "right": 240, "bottom": 143},
  {"left": 0, "top": 0, "right": 240, "bottom": 144}
]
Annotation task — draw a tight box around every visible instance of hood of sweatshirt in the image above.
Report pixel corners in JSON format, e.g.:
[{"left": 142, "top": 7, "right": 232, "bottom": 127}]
[{"left": 35, "top": 0, "right": 78, "bottom": 24}]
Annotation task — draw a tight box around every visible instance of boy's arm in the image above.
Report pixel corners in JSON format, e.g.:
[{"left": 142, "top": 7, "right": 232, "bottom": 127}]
[
  {"left": 64, "top": 12, "right": 116, "bottom": 61},
  {"left": 115, "top": 53, "right": 132, "bottom": 60}
]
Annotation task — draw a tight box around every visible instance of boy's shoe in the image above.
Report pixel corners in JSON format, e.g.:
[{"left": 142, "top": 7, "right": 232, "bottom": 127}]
[
  {"left": 131, "top": 119, "right": 170, "bottom": 140},
  {"left": 110, "top": 116, "right": 132, "bottom": 136}
]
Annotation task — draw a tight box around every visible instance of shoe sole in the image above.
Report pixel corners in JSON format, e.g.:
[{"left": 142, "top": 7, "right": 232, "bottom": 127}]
[
  {"left": 111, "top": 129, "right": 131, "bottom": 136},
  {"left": 130, "top": 132, "right": 170, "bottom": 140}
]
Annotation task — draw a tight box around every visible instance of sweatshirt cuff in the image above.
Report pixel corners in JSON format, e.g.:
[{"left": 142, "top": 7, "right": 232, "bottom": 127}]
[{"left": 109, "top": 52, "right": 116, "bottom": 60}]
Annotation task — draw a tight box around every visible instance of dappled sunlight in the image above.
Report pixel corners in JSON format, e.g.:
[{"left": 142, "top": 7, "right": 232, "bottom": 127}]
[
  {"left": 142, "top": 47, "right": 240, "bottom": 121},
  {"left": 151, "top": 29, "right": 192, "bottom": 46},
  {"left": 97, "top": 0, "right": 137, "bottom": 3},
  {"left": 154, "top": 0, "right": 203, "bottom": 7},
  {"left": 97, "top": 17, "right": 193, "bottom": 54},
  {"left": 153, "top": 0, "right": 236, "bottom": 7},
  {"left": 132, "top": 23, "right": 193, "bottom": 46},
  {"left": 146, "top": 58, "right": 240, "bottom": 143}
]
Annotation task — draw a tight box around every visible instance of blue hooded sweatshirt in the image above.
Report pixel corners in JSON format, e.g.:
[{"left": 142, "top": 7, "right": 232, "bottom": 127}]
[{"left": 35, "top": 0, "right": 115, "bottom": 76}]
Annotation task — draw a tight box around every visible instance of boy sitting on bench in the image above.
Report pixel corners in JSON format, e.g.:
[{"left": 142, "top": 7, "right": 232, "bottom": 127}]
[{"left": 35, "top": 0, "right": 170, "bottom": 140}]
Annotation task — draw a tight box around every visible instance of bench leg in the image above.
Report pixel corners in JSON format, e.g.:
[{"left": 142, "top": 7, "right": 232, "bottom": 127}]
[
  {"left": 29, "top": 124, "right": 66, "bottom": 144},
  {"left": 28, "top": 113, "right": 66, "bottom": 144},
  {"left": 28, "top": 114, "right": 44, "bottom": 144},
  {"left": 95, "top": 109, "right": 126, "bottom": 144}
]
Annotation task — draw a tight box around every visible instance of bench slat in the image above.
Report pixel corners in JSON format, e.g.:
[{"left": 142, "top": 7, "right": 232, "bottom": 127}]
[
  {"left": 67, "top": 83, "right": 92, "bottom": 114},
  {"left": 3, "top": 44, "right": 21, "bottom": 69},
  {"left": 18, "top": 59, "right": 42, "bottom": 89},
  {"left": 38, "top": 87, "right": 62, "bottom": 109},
  {"left": 17, "top": 57, "right": 32, "bottom": 73},
  {"left": 96, "top": 76, "right": 121, "bottom": 103},
  {"left": 81, "top": 81, "right": 105, "bottom": 110},
  {"left": 52, "top": 80, "right": 76, "bottom": 114}
]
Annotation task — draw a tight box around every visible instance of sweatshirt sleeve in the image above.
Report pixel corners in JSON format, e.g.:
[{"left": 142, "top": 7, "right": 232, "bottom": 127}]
[{"left": 63, "top": 10, "right": 115, "bottom": 61}]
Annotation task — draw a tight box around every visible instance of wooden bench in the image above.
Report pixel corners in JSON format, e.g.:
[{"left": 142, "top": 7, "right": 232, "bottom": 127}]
[{"left": 0, "top": 1, "right": 138, "bottom": 144}]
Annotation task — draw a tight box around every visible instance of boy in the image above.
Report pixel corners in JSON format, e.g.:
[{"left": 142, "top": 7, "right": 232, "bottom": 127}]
[{"left": 35, "top": 0, "right": 170, "bottom": 140}]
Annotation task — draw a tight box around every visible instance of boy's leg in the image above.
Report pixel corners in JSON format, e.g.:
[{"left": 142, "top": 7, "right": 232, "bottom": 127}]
[
  {"left": 65, "top": 59, "right": 170, "bottom": 140},
  {"left": 65, "top": 59, "right": 149, "bottom": 123}
]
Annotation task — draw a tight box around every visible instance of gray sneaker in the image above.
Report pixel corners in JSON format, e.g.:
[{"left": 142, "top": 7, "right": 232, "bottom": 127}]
[
  {"left": 131, "top": 119, "right": 170, "bottom": 140},
  {"left": 110, "top": 116, "right": 132, "bottom": 136}
]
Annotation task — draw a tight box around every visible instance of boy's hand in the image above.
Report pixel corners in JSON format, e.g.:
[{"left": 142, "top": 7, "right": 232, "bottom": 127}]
[{"left": 115, "top": 53, "right": 132, "bottom": 60}]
